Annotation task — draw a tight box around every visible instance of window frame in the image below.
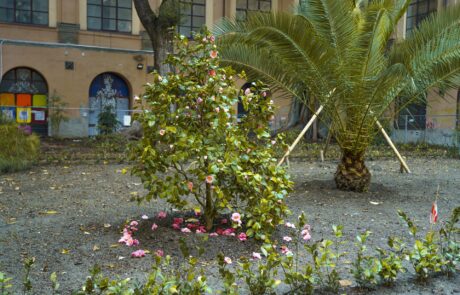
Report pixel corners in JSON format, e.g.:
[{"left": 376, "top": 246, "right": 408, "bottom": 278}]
[
  {"left": 87, "top": 0, "right": 133, "bottom": 33},
  {"left": 178, "top": 0, "right": 206, "bottom": 38},
  {"left": 0, "top": 0, "right": 49, "bottom": 26},
  {"left": 406, "top": 0, "right": 438, "bottom": 34},
  {"left": 236, "top": 0, "right": 272, "bottom": 21}
]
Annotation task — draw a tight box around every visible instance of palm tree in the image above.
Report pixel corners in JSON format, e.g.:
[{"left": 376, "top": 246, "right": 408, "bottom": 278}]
[{"left": 214, "top": 0, "right": 460, "bottom": 192}]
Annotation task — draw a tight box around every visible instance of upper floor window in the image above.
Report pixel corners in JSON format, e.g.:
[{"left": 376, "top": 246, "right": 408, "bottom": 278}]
[
  {"left": 236, "top": 0, "right": 271, "bottom": 21},
  {"left": 178, "top": 0, "right": 205, "bottom": 38},
  {"left": 406, "top": 0, "right": 437, "bottom": 33},
  {"left": 87, "top": 0, "right": 132, "bottom": 33},
  {"left": 0, "top": 0, "right": 48, "bottom": 25}
]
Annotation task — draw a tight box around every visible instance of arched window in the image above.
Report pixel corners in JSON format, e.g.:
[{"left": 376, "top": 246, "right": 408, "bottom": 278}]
[
  {"left": 88, "top": 73, "right": 130, "bottom": 136},
  {"left": 0, "top": 67, "right": 48, "bottom": 135},
  {"left": 87, "top": 0, "right": 132, "bottom": 33}
]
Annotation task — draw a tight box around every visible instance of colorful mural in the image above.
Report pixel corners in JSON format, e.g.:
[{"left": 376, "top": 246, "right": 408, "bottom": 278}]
[
  {"left": 0, "top": 68, "right": 48, "bottom": 135},
  {"left": 88, "top": 73, "right": 130, "bottom": 136}
]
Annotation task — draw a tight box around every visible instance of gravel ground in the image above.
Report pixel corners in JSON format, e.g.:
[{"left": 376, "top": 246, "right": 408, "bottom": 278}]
[{"left": 0, "top": 158, "right": 459, "bottom": 294}]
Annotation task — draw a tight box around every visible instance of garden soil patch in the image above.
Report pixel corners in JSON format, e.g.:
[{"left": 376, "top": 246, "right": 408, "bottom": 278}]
[{"left": 0, "top": 158, "right": 459, "bottom": 294}]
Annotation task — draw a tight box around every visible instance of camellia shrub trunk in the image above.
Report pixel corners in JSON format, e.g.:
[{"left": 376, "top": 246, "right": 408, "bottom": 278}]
[{"left": 130, "top": 30, "right": 292, "bottom": 240}]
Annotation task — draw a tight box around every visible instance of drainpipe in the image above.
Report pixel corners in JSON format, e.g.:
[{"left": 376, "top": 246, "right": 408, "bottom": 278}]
[{"left": 0, "top": 39, "right": 5, "bottom": 84}]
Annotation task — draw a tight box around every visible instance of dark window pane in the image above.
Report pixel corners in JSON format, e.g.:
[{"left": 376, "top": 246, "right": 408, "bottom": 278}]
[
  {"left": 103, "top": 6, "right": 116, "bottom": 18},
  {"left": 16, "top": 0, "right": 31, "bottom": 10},
  {"left": 118, "top": 20, "right": 131, "bottom": 32},
  {"left": 0, "top": 0, "right": 14, "bottom": 8},
  {"left": 248, "top": 0, "right": 258, "bottom": 10},
  {"left": 260, "top": 1, "right": 271, "bottom": 11},
  {"left": 88, "top": 16, "right": 101, "bottom": 29},
  {"left": 32, "top": 71, "right": 44, "bottom": 82},
  {"left": 192, "top": 16, "right": 204, "bottom": 27},
  {"left": 103, "top": 0, "right": 116, "bottom": 6},
  {"left": 17, "top": 68, "right": 31, "bottom": 80},
  {"left": 236, "top": 10, "right": 246, "bottom": 21},
  {"left": 236, "top": 0, "right": 247, "bottom": 9},
  {"left": 118, "top": 0, "right": 131, "bottom": 8},
  {"left": 179, "top": 26, "right": 191, "bottom": 37},
  {"left": 102, "top": 18, "right": 116, "bottom": 30},
  {"left": 4, "top": 71, "right": 15, "bottom": 80},
  {"left": 181, "top": 15, "right": 191, "bottom": 26},
  {"left": 35, "top": 81, "right": 47, "bottom": 93},
  {"left": 88, "top": 5, "right": 101, "bottom": 17},
  {"left": 32, "top": 11, "right": 47, "bottom": 24},
  {"left": 0, "top": 8, "right": 14, "bottom": 22},
  {"left": 88, "top": 0, "right": 100, "bottom": 4},
  {"left": 193, "top": 4, "right": 205, "bottom": 15},
  {"left": 194, "top": 0, "right": 205, "bottom": 4},
  {"left": 118, "top": 7, "right": 131, "bottom": 20},
  {"left": 16, "top": 10, "right": 31, "bottom": 23},
  {"left": 32, "top": 0, "right": 48, "bottom": 11}
]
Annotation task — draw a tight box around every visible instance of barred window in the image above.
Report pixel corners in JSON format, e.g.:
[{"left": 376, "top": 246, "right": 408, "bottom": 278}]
[
  {"left": 178, "top": 0, "right": 206, "bottom": 38},
  {"left": 236, "top": 0, "right": 271, "bottom": 21},
  {"left": 406, "top": 0, "right": 437, "bottom": 33},
  {"left": 0, "top": 0, "right": 48, "bottom": 25},
  {"left": 87, "top": 0, "right": 132, "bottom": 33}
]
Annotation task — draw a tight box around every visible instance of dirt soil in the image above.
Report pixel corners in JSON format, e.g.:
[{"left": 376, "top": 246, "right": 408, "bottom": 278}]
[{"left": 0, "top": 158, "right": 459, "bottom": 294}]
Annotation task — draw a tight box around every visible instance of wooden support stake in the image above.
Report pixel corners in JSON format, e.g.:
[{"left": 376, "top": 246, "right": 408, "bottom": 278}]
[
  {"left": 375, "top": 119, "right": 411, "bottom": 173},
  {"left": 278, "top": 105, "right": 324, "bottom": 166}
]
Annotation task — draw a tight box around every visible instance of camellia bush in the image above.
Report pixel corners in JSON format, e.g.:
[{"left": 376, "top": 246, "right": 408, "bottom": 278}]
[{"left": 130, "top": 30, "right": 292, "bottom": 239}]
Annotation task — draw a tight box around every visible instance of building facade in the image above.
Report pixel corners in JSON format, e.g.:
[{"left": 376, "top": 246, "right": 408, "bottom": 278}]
[{"left": 0, "top": 0, "right": 459, "bottom": 142}]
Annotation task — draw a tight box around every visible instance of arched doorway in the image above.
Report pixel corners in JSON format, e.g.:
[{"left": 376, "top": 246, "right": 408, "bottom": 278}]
[
  {"left": 0, "top": 67, "right": 48, "bottom": 135},
  {"left": 88, "top": 73, "right": 130, "bottom": 136}
]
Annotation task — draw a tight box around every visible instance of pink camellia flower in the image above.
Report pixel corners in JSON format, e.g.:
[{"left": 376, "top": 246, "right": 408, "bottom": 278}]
[
  {"left": 283, "top": 236, "right": 292, "bottom": 242},
  {"left": 210, "top": 35, "right": 215, "bottom": 42},
  {"left": 281, "top": 245, "right": 290, "bottom": 254},
  {"left": 197, "top": 97, "right": 203, "bottom": 104},
  {"left": 262, "top": 92, "right": 267, "bottom": 97},
  {"left": 130, "top": 221, "right": 139, "bottom": 227},
  {"left": 231, "top": 213, "right": 242, "bottom": 225},
  {"left": 206, "top": 175, "right": 214, "bottom": 184},
  {"left": 224, "top": 257, "right": 232, "bottom": 264},
  {"left": 157, "top": 211, "right": 167, "bottom": 219},
  {"left": 125, "top": 237, "right": 139, "bottom": 247},
  {"left": 172, "top": 223, "right": 181, "bottom": 230},
  {"left": 181, "top": 227, "right": 192, "bottom": 233},
  {"left": 252, "top": 252, "right": 262, "bottom": 260},
  {"left": 222, "top": 228, "right": 236, "bottom": 236},
  {"left": 238, "top": 233, "right": 247, "bottom": 241},
  {"left": 210, "top": 50, "right": 218, "bottom": 59},
  {"left": 187, "top": 181, "right": 194, "bottom": 191},
  {"left": 209, "top": 69, "right": 216, "bottom": 77},
  {"left": 159, "top": 129, "right": 165, "bottom": 136},
  {"left": 187, "top": 223, "right": 198, "bottom": 230},
  {"left": 141, "top": 214, "right": 149, "bottom": 220},
  {"left": 301, "top": 230, "right": 311, "bottom": 241},
  {"left": 244, "top": 88, "right": 251, "bottom": 95},
  {"left": 151, "top": 223, "right": 158, "bottom": 231},
  {"left": 220, "top": 218, "right": 228, "bottom": 225},
  {"left": 155, "top": 249, "right": 164, "bottom": 257},
  {"left": 173, "top": 218, "right": 184, "bottom": 225},
  {"left": 131, "top": 249, "right": 146, "bottom": 258},
  {"left": 209, "top": 232, "right": 218, "bottom": 237}
]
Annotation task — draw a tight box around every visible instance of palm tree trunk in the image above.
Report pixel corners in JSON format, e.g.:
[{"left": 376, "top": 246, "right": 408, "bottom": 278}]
[{"left": 334, "top": 150, "right": 371, "bottom": 192}]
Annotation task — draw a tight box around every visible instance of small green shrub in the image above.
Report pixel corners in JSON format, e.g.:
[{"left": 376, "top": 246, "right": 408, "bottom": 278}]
[
  {"left": 351, "top": 231, "right": 380, "bottom": 288},
  {"left": 398, "top": 210, "right": 445, "bottom": 280},
  {"left": 97, "top": 105, "right": 120, "bottom": 135},
  {"left": 0, "top": 123, "right": 40, "bottom": 173},
  {"left": 376, "top": 237, "right": 406, "bottom": 284},
  {"left": 0, "top": 272, "right": 13, "bottom": 295}
]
